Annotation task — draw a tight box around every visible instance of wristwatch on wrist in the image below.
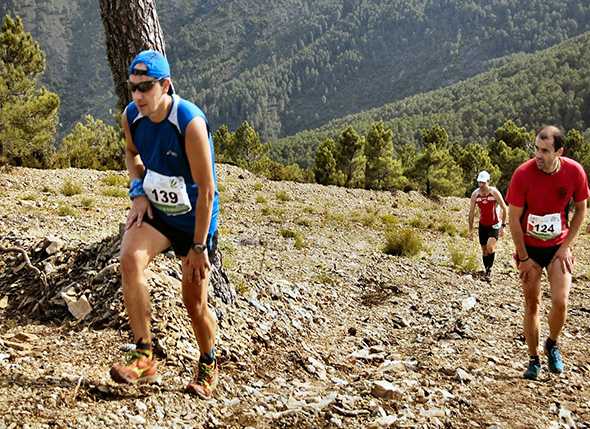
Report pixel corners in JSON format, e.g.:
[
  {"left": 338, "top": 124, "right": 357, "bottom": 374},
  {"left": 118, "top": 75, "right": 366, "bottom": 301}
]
[{"left": 191, "top": 243, "right": 207, "bottom": 254}]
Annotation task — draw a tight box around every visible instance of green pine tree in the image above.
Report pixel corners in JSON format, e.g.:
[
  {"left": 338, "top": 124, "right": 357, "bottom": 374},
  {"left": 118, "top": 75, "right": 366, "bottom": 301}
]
[
  {"left": 212, "top": 124, "right": 235, "bottom": 164},
  {"left": 314, "top": 137, "right": 339, "bottom": 185},
  {"left": 421, "top": 124, "right": 449, "bottom": 148},
  {"left": 365, "top": 121, "right": 406, "bottom": 190},
  {"left": 410, "top": 143, "right": 465, "bottom": 197},
  {"left": 349, "top": 146, "right": 366, "bottom": 189},
  {"left": 335, "top": 125, "right": 364, "bottom": 187},
  {"left": 457, "top": 143, "right": 501, "bottom": 193},
  {"left": 565, "top": 128, "right": 590, "bottom": 177},
  {"left": 232, "top": 120, "right": 268, "bottom": 169},
  {"left": 487, "top": 138, "right": 529, "bottom": 193},
  {"left": 0, "top": 15, "right": 59, "bottom": 168},
  {"left": 494, "top": 120, "right": 534, "bottom": 150},
  {"left": 54, "top": 115, "right": 125, "bottom": 170},
  {"left": 406, "top": 125, "right": 464, "bottom": 196}
]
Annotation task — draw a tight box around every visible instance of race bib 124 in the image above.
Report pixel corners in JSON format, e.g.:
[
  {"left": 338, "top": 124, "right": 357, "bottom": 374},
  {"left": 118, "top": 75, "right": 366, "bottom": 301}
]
[{"left": 526, "top": 213, "right": 561, "bottom": 241}]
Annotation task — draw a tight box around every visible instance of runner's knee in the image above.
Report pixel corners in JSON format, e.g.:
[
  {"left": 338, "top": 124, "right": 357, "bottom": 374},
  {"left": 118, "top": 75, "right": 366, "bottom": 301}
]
[
  {"left": 551, "top": 296, "right": 568, "bottom": 314},
  {"left": 182, "top": 281, "right": 208, "bottom": 314},
  {"left": 523, "top": 287, "right": 541, "bottom": 312},
  {"left": 120, "top": 248, "right": 148, "bottom": 278}
]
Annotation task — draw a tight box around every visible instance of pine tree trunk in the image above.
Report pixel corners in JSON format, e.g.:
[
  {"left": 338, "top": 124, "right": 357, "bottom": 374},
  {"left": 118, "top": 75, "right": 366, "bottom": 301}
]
[{"left": 98, "top": 0, "right": 167, "bottom": 111}]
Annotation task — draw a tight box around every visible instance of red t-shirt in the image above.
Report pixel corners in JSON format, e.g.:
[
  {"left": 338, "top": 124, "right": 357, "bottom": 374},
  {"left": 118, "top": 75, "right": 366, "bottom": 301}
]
[
  {"left": 506, "top": 157, "right": 589, "bottom": 248},
  {"left": 475, "top": 191, "right": 499, "bottom": 226}
]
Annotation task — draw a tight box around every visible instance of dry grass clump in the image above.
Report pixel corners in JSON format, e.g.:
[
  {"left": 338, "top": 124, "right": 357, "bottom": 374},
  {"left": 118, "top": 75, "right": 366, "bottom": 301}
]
[
  {"left": 20, "top": 193, "right": 37, "bottom": 201},
  {"left": 351, "top": 207, "right": 379, "bottom": 227},
  {"left": 384, "top": 227, "right": 422, "bottom": 256},
  {"left": 80, "top": 197, "right": 95, "bottom": 209},
  {"left": 449, "top": 244, "right": 479, "bottom": 272},
  {"left": 280, "top": 228, "right": 305, "bottom": 249},
  {"left": 101, "top": 173, "right": 128, "bottom": 187},
  {"left": 381, "top": 213, "right": 399, "bottom": 227},
  {"left": 61, "top": 179, "right": 83, "bottom": 196},
  {"left": 275, "top": 190, "right": 291, "bottom": 202},
  {"left": 57, "top": 203, "right": 79, "bottom": 217},
  {"left": 101, "top": 187, "right": 128, "bottom": 198},
  {"left": 436, "top": 218, "right": 458, "bottom": 236}
]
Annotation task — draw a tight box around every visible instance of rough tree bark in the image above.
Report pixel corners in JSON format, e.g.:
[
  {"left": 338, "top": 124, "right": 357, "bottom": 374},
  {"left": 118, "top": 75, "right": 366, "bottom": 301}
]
[{"left": 98, "top": 0, "right": 167, "bottom": 111}]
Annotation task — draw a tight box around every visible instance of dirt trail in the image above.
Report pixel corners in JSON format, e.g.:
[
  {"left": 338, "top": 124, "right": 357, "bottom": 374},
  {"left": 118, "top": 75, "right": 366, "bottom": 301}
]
[{"left": 1, "top": 165, "right": 589, "bottom": 428}]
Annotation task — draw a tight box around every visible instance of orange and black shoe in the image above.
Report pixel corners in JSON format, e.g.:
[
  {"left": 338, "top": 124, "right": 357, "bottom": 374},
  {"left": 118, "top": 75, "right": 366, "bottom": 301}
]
[
  {"left": 110, "top": 347, "right": 157, "bottom": 384},
  {"left": 185, "top": 359, "right": 219, "bottom": 399}
]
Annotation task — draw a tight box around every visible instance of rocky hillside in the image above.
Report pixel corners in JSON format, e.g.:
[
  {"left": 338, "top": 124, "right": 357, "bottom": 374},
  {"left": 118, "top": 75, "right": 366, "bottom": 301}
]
[{"left": 1, "top": 165, "right": 589, "bottom": 428}]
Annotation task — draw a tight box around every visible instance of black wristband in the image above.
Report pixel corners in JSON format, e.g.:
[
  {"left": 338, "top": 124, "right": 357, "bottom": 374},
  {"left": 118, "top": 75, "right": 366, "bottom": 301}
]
[
  {"left": 518, "top": 256, "right": 529, "bottom": 262},
  {"left": 191, "top": 243, "right": 207, "bottom": 254}
]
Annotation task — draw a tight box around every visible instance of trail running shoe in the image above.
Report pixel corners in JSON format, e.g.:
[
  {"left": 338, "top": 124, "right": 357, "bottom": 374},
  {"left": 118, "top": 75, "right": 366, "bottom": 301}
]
[
  {"left": 545, "top": 343, "right": 564, "bottom": 374},
  {"left": 523, "top": 358, "right": 541, "bottom": 380},
  {"left": 186, "top": 360, "right": 219, "bottom": 399},
  {"left": 110, "top": 348, "right": 157, "bottom": 384}
]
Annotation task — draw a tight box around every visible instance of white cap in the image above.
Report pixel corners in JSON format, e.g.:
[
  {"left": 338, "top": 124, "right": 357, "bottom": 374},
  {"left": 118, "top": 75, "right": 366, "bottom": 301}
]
[{"left": 477, "top": 170, "right": 490, "bottom": 183}]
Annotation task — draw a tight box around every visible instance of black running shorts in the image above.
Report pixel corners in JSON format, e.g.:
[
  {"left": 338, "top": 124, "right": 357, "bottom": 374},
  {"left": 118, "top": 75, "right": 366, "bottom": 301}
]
[
  {"left": 525, "top": 245, "right": 561, "bottom": 269},
  {"left": 478, "top": 224, "right": 499, "bottom": 246},
  {"left": 142, "top": 212, "right": 218, "bottom": 258}
]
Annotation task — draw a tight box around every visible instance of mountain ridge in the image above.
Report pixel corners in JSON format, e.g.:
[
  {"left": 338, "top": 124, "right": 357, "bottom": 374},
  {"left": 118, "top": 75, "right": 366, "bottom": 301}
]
[
  {"left": 272, "top": 31, "right": 590, "bottom": 167},
  {"left": 2, "top": 0, "right": 590, "bottom": 140}
]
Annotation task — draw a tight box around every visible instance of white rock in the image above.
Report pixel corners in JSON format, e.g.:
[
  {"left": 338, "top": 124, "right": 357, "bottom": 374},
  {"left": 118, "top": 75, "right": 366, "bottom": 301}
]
[
  {"left": 135, "top": 400, "right": 147, "bottom": 413},
  {"left": 377, "top": 360, "right": 406, "bottom": 374},
  {"left": 45, "top": 237, "right": 64, "bottom": 255},
  {"left": 43, "top": 262, "right": 55, "bottom": 274},
  {"left": 421, "top": 407, "right": 447, "bottom": 418},
  {"left": 127, "top": 414, "right": 146, "bottom": 425},
  {"left": 371, "top": 380, "right": 403, "bottom": 400},
  {"left": 367, "top": 415, "right": 398, "bottom": 428},
  {"left": 559, "top": 406, "right": 576, "bottom": 428},
  {"left": 456, "top": 368, "right": 473, "bottom": 383},
  {"left": 462, "top": 296, "right": 477, "bottom": 311},
  {"left": 61, "top": 294, "right": 92, "bottom": 320}
]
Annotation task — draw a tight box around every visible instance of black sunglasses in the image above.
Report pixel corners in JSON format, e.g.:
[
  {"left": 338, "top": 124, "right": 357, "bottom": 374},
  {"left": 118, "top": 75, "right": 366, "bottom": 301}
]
[{"left": 127, "top": 79, "right": 162, "bottom": 93}]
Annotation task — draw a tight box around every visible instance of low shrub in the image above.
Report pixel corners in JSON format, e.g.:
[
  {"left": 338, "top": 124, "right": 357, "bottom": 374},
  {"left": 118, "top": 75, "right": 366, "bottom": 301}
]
[
  {"left": 384, "top": 227, "right": 423, "bottom": 256},
  {"left": 61, "top": 179, "right": 83, "bottom": 196},
  {"left": 449, "top": 244, "right": 479, "bottom": 272}
]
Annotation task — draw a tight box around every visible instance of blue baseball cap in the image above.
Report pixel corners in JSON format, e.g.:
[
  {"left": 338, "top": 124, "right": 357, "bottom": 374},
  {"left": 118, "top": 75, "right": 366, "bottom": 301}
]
[{"left": 129, "top": 50, "right": 175, "bottom": 94}]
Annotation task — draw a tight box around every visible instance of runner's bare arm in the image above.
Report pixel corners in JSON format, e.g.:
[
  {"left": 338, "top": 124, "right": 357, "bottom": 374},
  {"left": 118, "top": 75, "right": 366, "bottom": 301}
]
[
  {"left": 560, "top": 199, "right": 587, "bottom": 249},
  {"left": 121, "top": 113, "right": 152, "bottom": 228},
  {"left": 509, "top": 203, "right": 539, "bottom": 281},
  {"left": 468, "top": 191, "right": 477, "bottom": 233},
  {"left": 185, "top": 116, "right": 215, "bottom": 248},
  {"left": 493, "top": 188, "right": 508, "bottom": 225},
  {"left": 121, "top": 113, "right": 145, "bottom": 180},
  {"left": 508, "top": 204, "right": 527, "bottom": 260}
]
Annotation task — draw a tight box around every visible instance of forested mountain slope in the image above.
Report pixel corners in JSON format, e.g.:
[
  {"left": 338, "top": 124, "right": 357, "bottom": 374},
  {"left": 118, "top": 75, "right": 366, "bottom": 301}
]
[
  {"left": 1, "top": 0, "right": 590, "bottom": 139},
  {"left": 273, "top": 32, "right": 590, "bottom": 167}
]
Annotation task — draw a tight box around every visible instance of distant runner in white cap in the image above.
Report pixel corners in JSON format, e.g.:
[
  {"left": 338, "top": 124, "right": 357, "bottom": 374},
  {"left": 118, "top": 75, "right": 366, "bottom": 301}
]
[{"left": 468, "top": 170, "right": 508, "bottom": 281}]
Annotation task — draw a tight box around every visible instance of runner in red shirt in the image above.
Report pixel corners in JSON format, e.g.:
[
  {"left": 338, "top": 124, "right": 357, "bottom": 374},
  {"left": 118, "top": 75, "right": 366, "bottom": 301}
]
[
  {"left": 468, "top": 170, "right": 508, "bottom": 281},
  {"left": 507, "top": 125, "right": 589, "bottom": 380}
]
